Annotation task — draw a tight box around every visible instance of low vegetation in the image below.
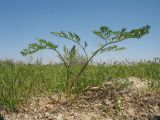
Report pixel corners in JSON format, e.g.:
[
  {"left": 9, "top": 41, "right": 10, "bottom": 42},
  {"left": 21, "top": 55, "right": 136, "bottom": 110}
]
[{"left": 0, "top": 59, "right": 160, "bottom": 111}]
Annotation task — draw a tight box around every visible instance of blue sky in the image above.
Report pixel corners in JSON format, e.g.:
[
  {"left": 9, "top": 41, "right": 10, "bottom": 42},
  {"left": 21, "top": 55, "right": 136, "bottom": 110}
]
[{"left": 0, "top": 0, "right": 159, "bottom": 63}]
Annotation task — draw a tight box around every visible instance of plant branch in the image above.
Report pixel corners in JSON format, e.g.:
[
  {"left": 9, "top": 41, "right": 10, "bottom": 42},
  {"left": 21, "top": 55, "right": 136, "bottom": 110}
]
[{"left": 49, "top": 48, "right": 68, "bottom": 68}]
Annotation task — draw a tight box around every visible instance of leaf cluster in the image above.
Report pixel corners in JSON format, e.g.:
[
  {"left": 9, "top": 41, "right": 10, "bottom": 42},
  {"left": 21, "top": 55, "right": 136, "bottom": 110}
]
[
  {"left": 63, "top": 45, "right": 77, "bottom": 65},
  {"left": 21, "top": 39, "right": 58, "bottom": 56},
  {"left": 51, "top": 31, "right": 80, "bottom": 42},
  {"left": 93, "top": 25, "right": 150, "bottom": 54},
  {"left": 51, "top": 31, "right": 87, "bottom": 49},
  {"left": 93, "top": 25, "right": 150, "bottom": 43}
]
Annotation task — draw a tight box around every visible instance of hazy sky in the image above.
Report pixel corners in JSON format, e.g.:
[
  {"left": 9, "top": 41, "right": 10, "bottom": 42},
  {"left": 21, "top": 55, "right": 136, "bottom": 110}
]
[{"left": 0, "top": 0, "right": 159, "bottom": 63}]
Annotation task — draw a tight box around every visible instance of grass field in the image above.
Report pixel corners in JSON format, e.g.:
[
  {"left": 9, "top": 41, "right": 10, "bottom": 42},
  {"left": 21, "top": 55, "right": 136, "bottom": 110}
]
[{"left": 0, "top": 59, "right": 160, "bottom": 111}]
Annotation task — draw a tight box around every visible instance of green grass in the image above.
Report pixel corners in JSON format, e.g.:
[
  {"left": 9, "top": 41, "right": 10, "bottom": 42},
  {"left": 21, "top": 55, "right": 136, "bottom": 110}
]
[{"left": 0, "top": 60, "right": 160, "bottom": 111}]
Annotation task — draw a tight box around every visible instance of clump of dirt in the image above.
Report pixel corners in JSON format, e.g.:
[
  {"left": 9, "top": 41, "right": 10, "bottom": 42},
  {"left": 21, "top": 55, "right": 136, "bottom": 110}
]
[
  {"left": 128, "top": 77, "right": 148, "bottom": 90},
  {"left": 1, "top": 77, "right": 160, "bottom": 120}
]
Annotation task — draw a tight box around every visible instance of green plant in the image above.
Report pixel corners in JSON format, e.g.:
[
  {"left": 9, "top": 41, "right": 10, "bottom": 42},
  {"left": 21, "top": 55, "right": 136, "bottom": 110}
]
[{"left": 21, "top": 25, "right": 150, "bottom": 97}]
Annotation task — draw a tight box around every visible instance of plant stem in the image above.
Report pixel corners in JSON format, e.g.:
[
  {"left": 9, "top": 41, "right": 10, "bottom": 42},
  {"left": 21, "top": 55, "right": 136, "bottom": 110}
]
[{"left": 70, "top": 40, "right": 125, "bottom": 89}]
